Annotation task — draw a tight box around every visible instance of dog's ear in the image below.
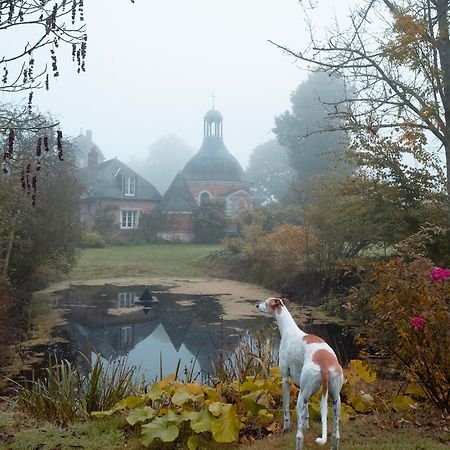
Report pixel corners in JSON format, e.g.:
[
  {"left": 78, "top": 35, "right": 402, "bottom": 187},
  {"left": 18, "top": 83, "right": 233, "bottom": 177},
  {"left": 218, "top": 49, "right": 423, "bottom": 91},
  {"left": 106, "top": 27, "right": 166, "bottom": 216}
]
[{"left": 281, "top": 297, "right": 290, "bottom": 308}]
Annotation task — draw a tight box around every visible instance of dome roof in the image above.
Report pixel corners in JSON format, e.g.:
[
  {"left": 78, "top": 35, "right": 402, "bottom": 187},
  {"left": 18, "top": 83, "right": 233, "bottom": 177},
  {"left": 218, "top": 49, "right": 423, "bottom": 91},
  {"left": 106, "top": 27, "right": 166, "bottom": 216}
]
[
  {"left": 182, "top": 136, "right": 247, "bottom": 183},
  {"left": 204, "top": 108, "right": 223, "bottom": 122}
]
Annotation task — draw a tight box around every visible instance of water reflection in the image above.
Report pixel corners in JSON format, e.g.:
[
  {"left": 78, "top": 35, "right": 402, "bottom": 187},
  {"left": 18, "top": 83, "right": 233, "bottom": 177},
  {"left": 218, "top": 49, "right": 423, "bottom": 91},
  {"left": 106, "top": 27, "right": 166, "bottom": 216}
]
[{"left": 47, "top": 285, "right": 358, "bottom": 382}]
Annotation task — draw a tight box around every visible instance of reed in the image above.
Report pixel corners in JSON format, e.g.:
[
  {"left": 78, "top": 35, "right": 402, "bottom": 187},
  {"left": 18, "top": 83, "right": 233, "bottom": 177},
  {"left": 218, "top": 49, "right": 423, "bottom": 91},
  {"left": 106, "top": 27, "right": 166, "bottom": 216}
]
[
  {"left": 16, "top": 354, "right": 139, "bottom": 423},
  {"left": 210, "top": 330, "right": 279, "bottom": 383}
]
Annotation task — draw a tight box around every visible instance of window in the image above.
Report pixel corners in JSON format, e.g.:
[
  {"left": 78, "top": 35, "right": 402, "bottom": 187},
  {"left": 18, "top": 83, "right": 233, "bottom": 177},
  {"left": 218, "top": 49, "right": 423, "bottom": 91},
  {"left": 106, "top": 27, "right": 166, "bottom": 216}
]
[
  {"left": 119, "top": 326, "right": 133, "bottom": 348},
  {"left": 120, "top": 210, "right": 139, "bottom": 229},
  {"left": 199, "top": 191, "right": 211, "bottom": 206},
  {"left": 118, "top": 292, "right": 135, "bottom": 308},
  {"left": 122, "top": 176, "right": 136, "bottom": 196}
]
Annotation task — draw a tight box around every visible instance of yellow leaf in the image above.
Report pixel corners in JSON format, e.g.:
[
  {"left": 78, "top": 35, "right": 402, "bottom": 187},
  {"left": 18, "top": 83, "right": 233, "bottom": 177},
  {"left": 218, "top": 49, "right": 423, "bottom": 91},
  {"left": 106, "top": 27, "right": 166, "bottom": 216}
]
[
  {"left": 345, "top": 360, "right": 377, "bottom": 385},
  {"left": 391, "top": 395, "right": 416, "bottom": 410},
  {"left": 269, "top": 366, "right": 282, "bottom": 378},
  {"left": 185, "top": 382, "right": 203, "bottom": 395},
  {"left": 210, "top": 404, "right": 243, "bottom": 443}
]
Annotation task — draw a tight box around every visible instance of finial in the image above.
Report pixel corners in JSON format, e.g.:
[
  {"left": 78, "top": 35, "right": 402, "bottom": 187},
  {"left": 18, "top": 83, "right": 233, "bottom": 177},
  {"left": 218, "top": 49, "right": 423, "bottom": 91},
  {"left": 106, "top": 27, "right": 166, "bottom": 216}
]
[{"left": 211, "top": 91, "right": 215, "bottom": 110}]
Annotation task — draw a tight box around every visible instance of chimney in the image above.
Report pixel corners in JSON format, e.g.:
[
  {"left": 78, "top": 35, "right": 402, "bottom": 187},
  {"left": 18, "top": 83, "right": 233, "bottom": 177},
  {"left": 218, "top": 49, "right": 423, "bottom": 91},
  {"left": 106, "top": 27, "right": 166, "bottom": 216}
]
[
  {"left": 87, "top": 147, "right": 98, "bottom": 184},
  {"left": 86, "top": 129, "right": 93, "bottom": 145}
]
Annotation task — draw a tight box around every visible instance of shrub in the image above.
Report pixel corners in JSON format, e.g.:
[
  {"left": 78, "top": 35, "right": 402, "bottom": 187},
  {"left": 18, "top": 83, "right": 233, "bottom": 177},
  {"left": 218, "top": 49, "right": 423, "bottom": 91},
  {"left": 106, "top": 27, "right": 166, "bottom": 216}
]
[
  {"left": 358, "top": 255, "right": 450, "bottom": 410},
  {"left": 80, "top": 230, "right": 106, "bottom": 248}
]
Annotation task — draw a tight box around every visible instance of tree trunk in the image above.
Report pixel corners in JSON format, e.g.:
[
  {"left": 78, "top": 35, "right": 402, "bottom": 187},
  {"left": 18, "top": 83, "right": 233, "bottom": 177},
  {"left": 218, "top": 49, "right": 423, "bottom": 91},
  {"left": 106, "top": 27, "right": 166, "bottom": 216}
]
[
  {"left": 436, "top": 0, "right": 450, "bottom": 224},
  {"left": 3, "top": 230, "right": 14, "bottom": 276}
]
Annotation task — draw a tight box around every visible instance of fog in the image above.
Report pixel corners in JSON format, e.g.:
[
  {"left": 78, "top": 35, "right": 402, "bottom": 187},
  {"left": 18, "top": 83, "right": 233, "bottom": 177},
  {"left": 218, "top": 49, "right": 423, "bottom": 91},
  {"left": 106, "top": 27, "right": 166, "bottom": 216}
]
[{"left": 2, "top": 0, "right": 354, "bottom": 169}]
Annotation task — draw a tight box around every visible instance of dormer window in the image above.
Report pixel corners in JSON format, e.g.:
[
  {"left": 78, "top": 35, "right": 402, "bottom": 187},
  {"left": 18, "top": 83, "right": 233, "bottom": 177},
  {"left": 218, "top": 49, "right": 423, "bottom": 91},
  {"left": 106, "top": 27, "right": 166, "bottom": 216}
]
[{"left": 123, "top": 176, "right": 136, "bottom": 196}]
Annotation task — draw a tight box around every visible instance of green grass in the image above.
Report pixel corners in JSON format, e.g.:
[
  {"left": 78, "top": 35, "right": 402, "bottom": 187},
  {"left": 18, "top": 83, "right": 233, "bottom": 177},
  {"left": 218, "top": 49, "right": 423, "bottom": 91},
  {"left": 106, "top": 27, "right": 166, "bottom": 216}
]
[
  {"left": 69, "top": 244, "right": 220, "bottom": 280},
  {"left": 239, "top": 414, "right": 449, "bottom": 450}
]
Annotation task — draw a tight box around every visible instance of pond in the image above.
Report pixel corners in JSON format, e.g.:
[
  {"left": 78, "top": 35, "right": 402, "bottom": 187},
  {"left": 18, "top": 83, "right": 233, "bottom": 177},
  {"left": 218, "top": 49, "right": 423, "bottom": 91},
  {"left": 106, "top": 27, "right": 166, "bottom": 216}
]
[{"left": 37, "top": 284, "right": 358, "bottom": 383}]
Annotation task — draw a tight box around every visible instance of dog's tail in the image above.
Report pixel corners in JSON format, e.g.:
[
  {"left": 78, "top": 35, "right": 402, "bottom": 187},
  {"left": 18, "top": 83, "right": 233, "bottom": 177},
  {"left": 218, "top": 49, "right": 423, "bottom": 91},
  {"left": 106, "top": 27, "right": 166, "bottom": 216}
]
[{"left": 315, "top": 388, "right": 328, "bottom": 446}]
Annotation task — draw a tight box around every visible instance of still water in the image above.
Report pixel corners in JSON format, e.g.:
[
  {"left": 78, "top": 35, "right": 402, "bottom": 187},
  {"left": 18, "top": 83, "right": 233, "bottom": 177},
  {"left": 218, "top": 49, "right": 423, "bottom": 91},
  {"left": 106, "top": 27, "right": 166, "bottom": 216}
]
[{"left": 43, "top": 284, "right": 357, "bottom": 382}]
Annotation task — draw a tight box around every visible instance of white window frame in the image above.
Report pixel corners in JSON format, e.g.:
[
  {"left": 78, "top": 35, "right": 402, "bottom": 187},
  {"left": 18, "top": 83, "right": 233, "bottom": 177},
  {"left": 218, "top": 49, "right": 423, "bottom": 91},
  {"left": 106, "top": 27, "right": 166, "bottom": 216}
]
[
  {"left": 118, "top": 292, "right": 134, "bottom": 308},
  {"left": 120, "top": 209, "right": 139, "bottom": 229},
  {"left": 120, "top": 326, "right": 133, "bottom": 347},
  {"left": 123, "top": 176, "right": 136, "bottom": 196}
]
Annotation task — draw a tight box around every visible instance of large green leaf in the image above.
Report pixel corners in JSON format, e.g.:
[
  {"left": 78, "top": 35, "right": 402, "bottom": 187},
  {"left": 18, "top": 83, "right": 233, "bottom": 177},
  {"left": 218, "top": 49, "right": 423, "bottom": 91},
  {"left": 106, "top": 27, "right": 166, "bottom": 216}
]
[
  {"left": 166, "top": 409, "right": 182, "bottom": 424},
  {"left": 210, "top": 404, "right": 243, "bottom": 443},
  {"left": 190, "top": 408, "right": 213, "bottom": 433},
  {"left": 241, "top": 390, "right": 267, "bottom": 414},
  {"left": 187, "top": 434, "right": 201, "bottom": 450},
  {"left": 208, "top": 401, "right": 225, "bottom": 417},
  {"left": 172, "top": 388, "right": 195, "bottom": 406},
  {"left": 141, "top": 416, "right": 179, "bottom": 446},
  {"left": 126, "top": 406, "right": 156, "bottom": 425},
  {"left": 146, "top": 382, "right": 164, "bottom": 400}
]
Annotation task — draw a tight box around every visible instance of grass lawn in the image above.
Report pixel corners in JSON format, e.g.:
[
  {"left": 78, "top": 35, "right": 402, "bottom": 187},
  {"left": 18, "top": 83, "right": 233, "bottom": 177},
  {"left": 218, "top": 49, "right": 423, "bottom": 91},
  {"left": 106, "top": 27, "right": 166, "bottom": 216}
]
[
  {"left": 1, "top": 406, "right": 448, "bottom": 450},
  {"left": 68, "top": 243, "right": 220, "bottom": 280}
]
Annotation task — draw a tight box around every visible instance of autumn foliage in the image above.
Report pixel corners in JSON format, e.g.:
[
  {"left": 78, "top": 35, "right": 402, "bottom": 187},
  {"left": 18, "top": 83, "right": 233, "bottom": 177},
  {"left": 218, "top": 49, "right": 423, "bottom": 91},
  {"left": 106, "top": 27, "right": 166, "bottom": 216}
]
[{"left": 360, "top": 256, "right": 450, "bottom": 410}]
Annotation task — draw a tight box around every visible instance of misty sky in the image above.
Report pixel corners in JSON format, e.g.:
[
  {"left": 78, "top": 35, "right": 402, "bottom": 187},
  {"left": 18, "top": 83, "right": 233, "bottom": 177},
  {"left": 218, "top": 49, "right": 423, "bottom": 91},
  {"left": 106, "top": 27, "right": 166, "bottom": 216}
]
[{"left": 2, "top": 0, "right": 353, "bottom": 169}]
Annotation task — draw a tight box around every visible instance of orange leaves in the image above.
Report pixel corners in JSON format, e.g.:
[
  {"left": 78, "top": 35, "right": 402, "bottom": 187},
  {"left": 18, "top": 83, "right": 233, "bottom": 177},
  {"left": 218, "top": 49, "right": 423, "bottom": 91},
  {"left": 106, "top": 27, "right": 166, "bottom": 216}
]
[{"left": 384, "top": 12, "right": 430, "bottom": 67}]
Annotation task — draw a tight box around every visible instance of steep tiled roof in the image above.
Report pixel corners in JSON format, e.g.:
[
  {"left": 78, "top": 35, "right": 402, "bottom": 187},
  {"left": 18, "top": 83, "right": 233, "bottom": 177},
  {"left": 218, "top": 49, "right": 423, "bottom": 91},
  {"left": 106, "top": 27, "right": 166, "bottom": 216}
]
[
  {"left": 80, "top": 158, "right": 161, "bottom": 201},
  {"left": 158, "top": 172, "right": 197, "bottom": 212},
  {"left": 182, "top": 136, "right": 248, "bottom": 183}
]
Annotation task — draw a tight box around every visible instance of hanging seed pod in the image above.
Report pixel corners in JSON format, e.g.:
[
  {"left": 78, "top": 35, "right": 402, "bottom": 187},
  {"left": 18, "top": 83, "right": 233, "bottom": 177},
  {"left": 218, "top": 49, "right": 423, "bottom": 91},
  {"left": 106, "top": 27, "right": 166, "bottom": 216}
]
[
  {"left": 44, "top": 136, "right": 49, "bottom": 152},
  {"left": 28, "top": 91, "right": 33, "bottom": 113},
  {"left": 8, "top": 2, "right": 14, "bottom": 24},
  {"left": 21, "top": 171, "right": 26, "bottom": 190},
  {"left": 7, "top": 129, "right": 14, "bottom": 159},
  {"left": 45, "top": 73, "right": 49, "bottom": 90},
  {"left": 32, "top": 193, "right": 36, "bottom": 206},
  {"left": 57, "top": 130, "right": 64, "bottom": 160},
  {"left": 71, "top": 0, "right": 76, "bottom": 24},
  {"left": 2, "top": 66, "right": 8, "bottom": 84},
  {"left": 79, "top": 0, "right": 84, "bottom": 21},
  {"left": 36, "top": 137, "right": 42, "bottom": 157}
]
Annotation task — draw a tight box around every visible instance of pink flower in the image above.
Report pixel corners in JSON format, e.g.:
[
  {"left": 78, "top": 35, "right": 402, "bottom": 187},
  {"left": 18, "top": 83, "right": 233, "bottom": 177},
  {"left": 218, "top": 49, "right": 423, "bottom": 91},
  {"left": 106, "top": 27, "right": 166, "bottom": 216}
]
[
  {"left": 410, "top": 315, "right": 426, "bottom": 331},
  {"left": 429, "top": 267, "right": 450, "bottom": 282}
]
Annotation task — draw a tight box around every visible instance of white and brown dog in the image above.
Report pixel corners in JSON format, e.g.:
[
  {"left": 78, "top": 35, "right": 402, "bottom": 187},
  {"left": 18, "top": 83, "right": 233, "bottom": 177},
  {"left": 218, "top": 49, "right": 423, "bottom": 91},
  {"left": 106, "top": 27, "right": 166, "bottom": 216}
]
[{"left": 257, "top": 297, "right": 343, "bottom": 450}]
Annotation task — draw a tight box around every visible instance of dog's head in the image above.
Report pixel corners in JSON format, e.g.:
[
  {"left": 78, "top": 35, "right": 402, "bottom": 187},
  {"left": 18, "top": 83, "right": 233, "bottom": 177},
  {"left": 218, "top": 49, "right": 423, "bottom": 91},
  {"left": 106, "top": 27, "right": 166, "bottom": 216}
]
[{"left": 256, "top": 297, "right": 290, "bottom": 315}]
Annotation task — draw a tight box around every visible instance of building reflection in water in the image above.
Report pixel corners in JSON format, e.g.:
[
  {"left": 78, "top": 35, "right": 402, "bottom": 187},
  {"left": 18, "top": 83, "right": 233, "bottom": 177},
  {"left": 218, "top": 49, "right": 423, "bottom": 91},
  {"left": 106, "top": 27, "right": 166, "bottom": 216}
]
[
  {"left": 52, "top": 285, "right": 249, "bottom": 381},
  {"left": 49, "top": 284, "right": 358, "bottom": 382}
]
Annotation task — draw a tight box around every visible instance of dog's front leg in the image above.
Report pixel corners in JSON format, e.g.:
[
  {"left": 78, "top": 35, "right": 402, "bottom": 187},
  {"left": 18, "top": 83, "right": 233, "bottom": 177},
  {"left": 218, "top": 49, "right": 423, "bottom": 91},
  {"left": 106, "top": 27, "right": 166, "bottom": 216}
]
[{"left": 281, "top": 376, "right": 291, "bottom": 431}]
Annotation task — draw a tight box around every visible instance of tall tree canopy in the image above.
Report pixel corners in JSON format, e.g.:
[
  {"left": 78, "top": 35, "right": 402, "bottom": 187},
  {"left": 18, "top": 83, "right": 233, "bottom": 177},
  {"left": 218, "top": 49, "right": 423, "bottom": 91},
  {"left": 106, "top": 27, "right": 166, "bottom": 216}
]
[
  {"left": 245, "top": 140, "right": 296, "bottom": 205},
  {"left": 128, "top": 134, "right": 193, "bottom": 194},
  {"left": 271, "top": 0, "right": 450, "bottom": 222},
  {"left": 0, "top": 118, "right": 82, "bottom": 284},
  {"left": 273, "top": 72, "right": 348, "bottom": 184}
]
